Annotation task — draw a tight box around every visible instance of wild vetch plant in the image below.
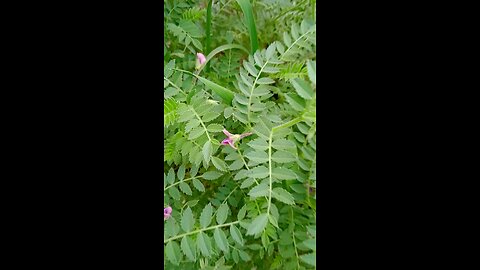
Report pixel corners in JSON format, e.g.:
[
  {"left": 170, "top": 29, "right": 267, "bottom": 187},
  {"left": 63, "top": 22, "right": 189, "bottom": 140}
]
[{"left": 164, "top": 0, "right": 316, "bottom": 269}]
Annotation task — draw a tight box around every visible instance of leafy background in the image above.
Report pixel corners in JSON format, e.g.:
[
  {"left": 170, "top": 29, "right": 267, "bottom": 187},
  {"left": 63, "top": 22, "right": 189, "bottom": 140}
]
[{"left": 164, "top": 0, "right": 316, "bottom": 269}]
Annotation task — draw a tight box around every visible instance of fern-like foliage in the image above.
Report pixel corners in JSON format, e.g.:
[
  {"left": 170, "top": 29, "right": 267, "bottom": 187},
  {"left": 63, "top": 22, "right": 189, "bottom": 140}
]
[
  {"left": 167, "top": 20, "right": 204, "bottom": 54},
  {"left": 272, "top": 62, "right": 308, "bottom": 81},
  {"left": 277, "top": 20, "right": 316, "bottom": 62},
  {"left": 164, "top": 98, "right": 178, "bottom": 127},
  {"left": 182, "top": 7, "right": 206, "bottom": 20},
  {"left": 164, "top": 1, "right": 316, "bottom": 269},
  {"left": 231, "top": 43, "right": 282, "bottom": 126},
  {"left": 231, "top": 19, "right": 315, "bottom": 125}
]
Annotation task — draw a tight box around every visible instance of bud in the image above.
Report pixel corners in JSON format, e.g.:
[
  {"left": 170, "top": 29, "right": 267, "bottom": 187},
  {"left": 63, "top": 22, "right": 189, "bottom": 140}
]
[{"left": 195, "top": 53, "right": 206, "bottom": 70}]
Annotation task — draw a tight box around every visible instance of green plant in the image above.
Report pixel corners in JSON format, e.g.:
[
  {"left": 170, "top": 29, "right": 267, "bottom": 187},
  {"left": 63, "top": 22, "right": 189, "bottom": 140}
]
[{"left": 164, "top": 1, "right": 316, "bottom": 269}]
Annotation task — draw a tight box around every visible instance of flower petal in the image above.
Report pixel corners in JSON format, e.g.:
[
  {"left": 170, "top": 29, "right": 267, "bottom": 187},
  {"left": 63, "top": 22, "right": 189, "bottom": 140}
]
[
  {"left": 223, "top": 129, "right": 233, "bottom": 137},
  {"left": 221, "top": 139, "right": 231, "bottom": 145},
  {"left": 227, "top": 140, "right": 237, "bottom": 149},
  {"left": 196, "top": 53, "right": 206, "bottom": 65}
]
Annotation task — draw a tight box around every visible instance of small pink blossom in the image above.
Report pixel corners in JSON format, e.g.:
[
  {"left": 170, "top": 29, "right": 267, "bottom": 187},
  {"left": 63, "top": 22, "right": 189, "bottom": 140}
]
[
  {"left": 197, "top": 53, "right": 206, "bottom": 64},
  {"left": 196, "top": 53, "right": 206, "bottom": 69},
  {"left": 164, "top": 206, "right": 172, "bottom": 220},
  {"left": 221, "top": 129, "right": 253, "bottom": 149}
]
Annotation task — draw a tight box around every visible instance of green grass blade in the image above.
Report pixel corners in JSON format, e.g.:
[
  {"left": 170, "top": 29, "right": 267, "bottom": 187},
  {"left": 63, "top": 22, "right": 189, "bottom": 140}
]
[
  {"left": 197, "top": 44, "right": 249, "bottom": 74},
  {"left": 195, "top": 76, "right": 234, "bottom": 105},
  {"left": 236, "top": 0, "right": 259, "bottom": 54},
  {"left": 173, "top": 68, "right": 235, "bottom": 105},
  {"left": 205, "top": 0, "right": 213, "bottom": 72}
]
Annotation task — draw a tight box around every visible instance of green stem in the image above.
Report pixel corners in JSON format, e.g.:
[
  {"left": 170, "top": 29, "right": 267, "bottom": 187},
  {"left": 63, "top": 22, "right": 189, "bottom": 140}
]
[
  {"left": 164, "top": 176, "right": 199, "bottom": 191},
  {"left": 311, "top": 0, "right": 315, "bottom": 21},
  {"left": 247, "top": 60, "right": 269, "bottom": 126},
  {"left": 237, "top": 148, "right": 258, "bottom": 185},
  {"left": 229, "top": 243, "right": 241, "bottom": 251},
  {"left": 267, "top": 131, "right": 273, "bottom": 215},
  {"left": 164, "top": 77, "right": 187, "bottom": 97},
  {"left": 281, "top": 29, "right": 314, "bottom": 60},
  {"left": 266, "top": 116, "right": 304, "bottom": 216},
  {"left": 164, "top": 220, "right": 240, "bottom": 243},
  {"left": 213, "top": 186, "right": 238, "bottom": 217},
  {"left": 291, "top": 207, "right": 301, "bottom": 270},
  {"left": 237, "top": 148, "right": 271, "bottom": 205},
  {"left": 240, "top": 188, "right": 261, "bottom": 214},
  {"left": 272, "top": 116, "right": 304, "bottom": 132},
  {"left": 173, "top": 67, "right": 195, "bottom": 76},
  {"left": 306, "top": 155, "right": 316, "bottom": 205},
  {"left": 191, "top": 106, "right": 212, "bottom": 142}
]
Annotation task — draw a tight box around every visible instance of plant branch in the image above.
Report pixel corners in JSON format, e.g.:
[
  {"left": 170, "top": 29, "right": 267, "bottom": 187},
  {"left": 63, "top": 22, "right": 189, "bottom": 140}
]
[
  {"left": 164, "top": 176, "right": 199, "bottom": 191},
  {"left": 164, "top": 220, "right": 240, "bottom": 243}
]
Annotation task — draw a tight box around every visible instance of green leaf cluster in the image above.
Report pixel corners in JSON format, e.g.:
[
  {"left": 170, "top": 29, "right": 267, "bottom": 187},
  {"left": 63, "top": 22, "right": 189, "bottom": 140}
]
[{"left": 164, "top": 1, "right": 316, "bottom": 269}]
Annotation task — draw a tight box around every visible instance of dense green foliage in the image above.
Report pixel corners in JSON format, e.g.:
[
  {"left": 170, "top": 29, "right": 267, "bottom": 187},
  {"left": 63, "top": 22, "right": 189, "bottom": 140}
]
[{"left": 164, "top": 0, "right": 316, "bottom": 269}]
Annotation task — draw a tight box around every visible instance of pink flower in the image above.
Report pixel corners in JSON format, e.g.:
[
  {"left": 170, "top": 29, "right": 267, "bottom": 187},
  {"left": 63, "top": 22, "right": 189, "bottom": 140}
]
[
  {"left": 195, "top": 53, "right": 206, "bottom": 69},
  {"left": 164, "top": 206, "right": 172, "bottom": 220},
  {"left": 221, "top": 129, "right": 253, "bottom": 149}
]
